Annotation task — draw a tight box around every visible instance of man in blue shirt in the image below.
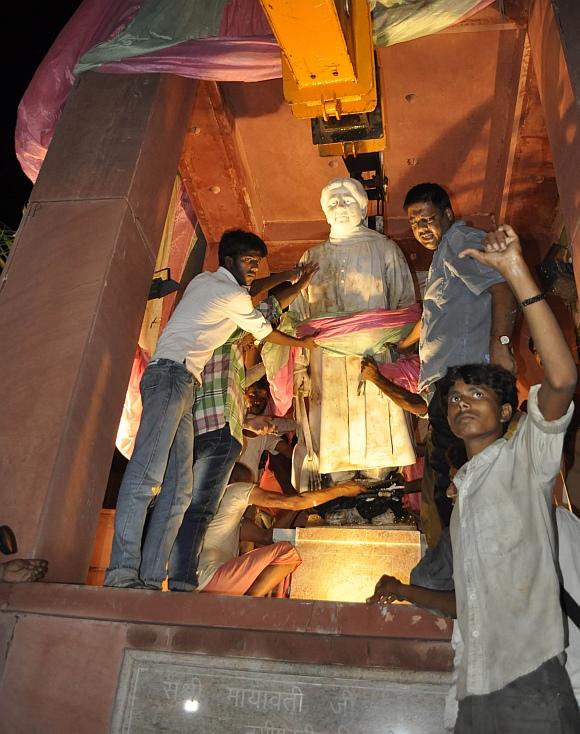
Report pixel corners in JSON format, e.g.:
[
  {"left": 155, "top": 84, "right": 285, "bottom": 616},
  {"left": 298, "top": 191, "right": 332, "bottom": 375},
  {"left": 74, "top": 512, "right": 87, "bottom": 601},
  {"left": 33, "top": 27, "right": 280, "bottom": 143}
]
[{"left": 401, "top": 184, "right": 516, "bottom": 546}]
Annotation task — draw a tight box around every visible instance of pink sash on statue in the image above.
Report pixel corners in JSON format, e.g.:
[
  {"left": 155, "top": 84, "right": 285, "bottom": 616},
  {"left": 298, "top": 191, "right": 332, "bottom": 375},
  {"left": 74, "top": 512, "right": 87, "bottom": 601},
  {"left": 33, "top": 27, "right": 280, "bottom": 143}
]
[{"left": 267, "top": 304, "right": 421, "bottom": 415}]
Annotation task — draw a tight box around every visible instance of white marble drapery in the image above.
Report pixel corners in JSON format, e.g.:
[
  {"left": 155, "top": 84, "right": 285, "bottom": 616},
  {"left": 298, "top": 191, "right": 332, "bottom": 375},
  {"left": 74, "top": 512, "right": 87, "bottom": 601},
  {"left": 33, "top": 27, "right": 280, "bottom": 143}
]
[{"left": 292, "top": 228, "right": 417, "bottom": 474}]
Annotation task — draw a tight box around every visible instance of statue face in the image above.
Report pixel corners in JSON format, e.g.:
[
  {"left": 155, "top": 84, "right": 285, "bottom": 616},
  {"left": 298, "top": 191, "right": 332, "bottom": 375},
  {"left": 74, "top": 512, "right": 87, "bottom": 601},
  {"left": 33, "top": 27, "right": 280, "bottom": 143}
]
[{"left": 321, "top": 183, "right": 365, "bottom": 235}]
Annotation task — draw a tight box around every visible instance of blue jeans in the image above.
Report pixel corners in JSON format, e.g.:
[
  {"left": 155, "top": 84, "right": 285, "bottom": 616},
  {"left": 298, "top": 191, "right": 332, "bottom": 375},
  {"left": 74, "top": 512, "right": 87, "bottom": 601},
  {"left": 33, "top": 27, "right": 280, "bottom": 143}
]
[
  {"left": 105, "top": 359, "right": 196, "bottom": 588},
  {"left": 168, "top": 424, "right": 241, "bottom": 591}
]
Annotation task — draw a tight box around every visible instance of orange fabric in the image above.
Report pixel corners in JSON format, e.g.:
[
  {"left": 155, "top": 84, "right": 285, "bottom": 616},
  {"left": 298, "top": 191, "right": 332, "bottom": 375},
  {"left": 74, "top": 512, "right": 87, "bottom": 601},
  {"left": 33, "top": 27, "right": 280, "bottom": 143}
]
[{"left": 200, "top": 541, "right": 301, "bottom": 597}]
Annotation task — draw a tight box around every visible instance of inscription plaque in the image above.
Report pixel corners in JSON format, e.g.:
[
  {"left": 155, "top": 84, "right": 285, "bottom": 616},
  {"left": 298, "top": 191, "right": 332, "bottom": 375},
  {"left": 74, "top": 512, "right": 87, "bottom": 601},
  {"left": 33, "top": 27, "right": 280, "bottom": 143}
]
[{"left": 111, "top": 652, "right": 451, "bottom": 733}]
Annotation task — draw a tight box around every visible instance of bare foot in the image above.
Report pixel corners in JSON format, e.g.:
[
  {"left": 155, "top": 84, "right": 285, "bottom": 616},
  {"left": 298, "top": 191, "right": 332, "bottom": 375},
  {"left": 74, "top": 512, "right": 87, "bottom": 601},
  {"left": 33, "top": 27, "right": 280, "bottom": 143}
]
[{"left": 0, "top": 559, "right": 48, "bottom": 583}]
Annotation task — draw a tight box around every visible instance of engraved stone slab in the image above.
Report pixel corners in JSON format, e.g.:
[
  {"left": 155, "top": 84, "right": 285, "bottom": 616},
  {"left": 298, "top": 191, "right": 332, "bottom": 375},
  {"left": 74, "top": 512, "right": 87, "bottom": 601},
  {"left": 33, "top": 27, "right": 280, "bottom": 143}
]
[
  {"left": 111, "top": 651, "right": 451, "bottom": 733},
  {"left": 288, "top": 526, "right": 422, "bottom": 602}
]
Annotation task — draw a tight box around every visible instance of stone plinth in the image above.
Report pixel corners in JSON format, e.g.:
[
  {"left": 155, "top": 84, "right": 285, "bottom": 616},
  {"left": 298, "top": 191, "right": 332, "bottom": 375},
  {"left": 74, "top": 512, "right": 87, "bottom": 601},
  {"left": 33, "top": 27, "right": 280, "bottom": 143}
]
[
  {"left": 0, "top": 583, "right": 452, "bottom": 733},
  {"left": 284, "top": 525, "right": 421, "bottom": 603}
]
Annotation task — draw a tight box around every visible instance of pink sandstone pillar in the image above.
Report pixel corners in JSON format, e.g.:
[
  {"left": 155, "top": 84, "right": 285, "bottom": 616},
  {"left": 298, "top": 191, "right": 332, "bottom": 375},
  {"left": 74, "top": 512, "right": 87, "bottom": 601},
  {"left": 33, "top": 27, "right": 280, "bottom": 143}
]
[
  {"left": 0, "top": 72, "right": 196, "bottom": 582},
  {"left": 528, "top": 0, "right": 580, "bottom": 289}
]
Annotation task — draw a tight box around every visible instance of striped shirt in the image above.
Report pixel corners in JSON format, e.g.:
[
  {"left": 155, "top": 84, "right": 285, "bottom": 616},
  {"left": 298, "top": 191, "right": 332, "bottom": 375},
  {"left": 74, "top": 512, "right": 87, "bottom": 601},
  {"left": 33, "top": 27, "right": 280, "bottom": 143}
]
[{"left": 193, "top": 298, "right": 282, "bottom": 445}]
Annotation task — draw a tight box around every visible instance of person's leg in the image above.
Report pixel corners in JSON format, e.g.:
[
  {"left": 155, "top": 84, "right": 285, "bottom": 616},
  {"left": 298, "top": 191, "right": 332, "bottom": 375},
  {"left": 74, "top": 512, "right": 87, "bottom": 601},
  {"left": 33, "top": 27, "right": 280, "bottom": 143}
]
[
  {"left": 201, "top": 542, "right": 301, "bottom": 596},
  {"left": 168, "top": 425, "right": 241, "bottom": 591},
  {"left": 139, "top": 407, "right": 194, "bottom": 587},
  {"left": 455, "top": 657, "right": 580, "bottom": 734},
  {"left": 245, "top": 563, "right": 297, "bottom": 597},
  {"left": 105, "top": 361, "right": 195, "bottom": 587}
]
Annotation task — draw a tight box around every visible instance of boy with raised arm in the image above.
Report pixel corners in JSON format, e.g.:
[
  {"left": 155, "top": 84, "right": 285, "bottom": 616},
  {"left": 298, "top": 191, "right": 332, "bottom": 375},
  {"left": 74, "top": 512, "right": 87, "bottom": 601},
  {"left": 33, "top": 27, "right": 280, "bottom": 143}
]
[{"left": 369, "top": 225, "right": 580, "bottom": 732}]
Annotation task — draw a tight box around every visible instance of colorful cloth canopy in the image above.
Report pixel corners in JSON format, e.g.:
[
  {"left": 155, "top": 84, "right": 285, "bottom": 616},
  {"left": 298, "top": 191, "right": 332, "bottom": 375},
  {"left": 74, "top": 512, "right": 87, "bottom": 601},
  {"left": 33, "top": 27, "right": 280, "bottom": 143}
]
[{"left": 16, "top": 0, "right": 494, "bottom": 182}]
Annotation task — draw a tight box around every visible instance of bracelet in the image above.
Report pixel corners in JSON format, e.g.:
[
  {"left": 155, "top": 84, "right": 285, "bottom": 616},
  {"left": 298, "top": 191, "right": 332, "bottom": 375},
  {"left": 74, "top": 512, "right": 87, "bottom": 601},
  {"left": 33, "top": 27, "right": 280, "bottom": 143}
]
[{"left": 520, "top": 293, "right": 545, "bottom": 309}]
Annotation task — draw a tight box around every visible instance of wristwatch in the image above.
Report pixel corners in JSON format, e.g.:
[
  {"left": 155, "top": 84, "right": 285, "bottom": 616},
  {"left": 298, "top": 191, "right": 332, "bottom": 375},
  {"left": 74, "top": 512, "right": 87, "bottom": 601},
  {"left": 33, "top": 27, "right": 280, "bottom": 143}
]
[{"left": 498, "top": 335, "right": 511, "bottom": 346}]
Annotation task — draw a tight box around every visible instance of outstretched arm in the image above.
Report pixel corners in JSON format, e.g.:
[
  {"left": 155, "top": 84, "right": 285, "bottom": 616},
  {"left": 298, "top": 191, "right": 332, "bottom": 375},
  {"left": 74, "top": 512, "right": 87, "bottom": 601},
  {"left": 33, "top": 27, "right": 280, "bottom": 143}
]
[
  {"left": 272, "top": 262, "right": 320, "bottom": 309},
  {"left": 367, "top": 574, "right": 456, "bottom": 618},
  {"left": 263, "top": 329, "right": 318, "bottom": 351},
  {"left": 489, "top": 282, "right": 517, "bottom": 374},
  {"left": 361, "top": 356, "right": 427, "bottom": 416},
  {"left": 250, "top": 267, "right": 301, "bottom": 306},
  {"left": 461, "top": 225, "right": 576, "bottom": 420},
  {"left": 248, "top": 481, "right": 365, "bottom": 511},
  {"left": 397, "top": 320, "right": 421, "bottom": 350}
]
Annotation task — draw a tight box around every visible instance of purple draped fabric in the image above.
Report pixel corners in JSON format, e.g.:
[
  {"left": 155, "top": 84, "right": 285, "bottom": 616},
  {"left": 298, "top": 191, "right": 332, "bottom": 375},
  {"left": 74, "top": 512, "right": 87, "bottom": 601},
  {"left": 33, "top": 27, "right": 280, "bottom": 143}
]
[
  {"left": 16, "top": 0, "right": 142, "bottom": 182},
  {"left": 15, "top": 0, "right": 280, "bottom": 183},
  {"left": 96, "top": 38, "right": 281, "bottom": 83},
  {"left": 268, "top": 305, "right": 422, "bottom": 415},
  {"left": 15, "top": 0, "right": 494, "bottom": 184}
]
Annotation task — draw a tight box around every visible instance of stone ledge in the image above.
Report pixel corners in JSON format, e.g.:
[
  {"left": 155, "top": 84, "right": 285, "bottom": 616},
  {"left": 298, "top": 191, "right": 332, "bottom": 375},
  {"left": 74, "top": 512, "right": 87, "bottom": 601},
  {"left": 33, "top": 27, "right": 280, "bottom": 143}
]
[{"left": 0, "top": 581, "right": 452, "bottom": 641}]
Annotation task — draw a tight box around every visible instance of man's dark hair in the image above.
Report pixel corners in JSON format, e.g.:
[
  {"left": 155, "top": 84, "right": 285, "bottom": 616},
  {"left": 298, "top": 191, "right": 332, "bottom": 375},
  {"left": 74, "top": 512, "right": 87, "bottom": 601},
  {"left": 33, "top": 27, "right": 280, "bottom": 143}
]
[
  {"left": 218, "top": 229, "right": 267, "bottom": 266},
  {"left": 247, "top": 376, "right": 269, "bottom": 392},
  {"left": 403, "top": 183, "right": 452, "bottom": 213},
  {"left": 440, "top": 364, "right": 518, "bottom": 416}
]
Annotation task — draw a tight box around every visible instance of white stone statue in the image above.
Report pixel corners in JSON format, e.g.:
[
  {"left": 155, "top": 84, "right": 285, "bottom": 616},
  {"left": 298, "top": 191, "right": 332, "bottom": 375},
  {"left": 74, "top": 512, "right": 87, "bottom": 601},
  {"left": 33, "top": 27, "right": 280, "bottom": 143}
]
[{"left": 293, "top": 178, "right": 417, "bottom": 476}]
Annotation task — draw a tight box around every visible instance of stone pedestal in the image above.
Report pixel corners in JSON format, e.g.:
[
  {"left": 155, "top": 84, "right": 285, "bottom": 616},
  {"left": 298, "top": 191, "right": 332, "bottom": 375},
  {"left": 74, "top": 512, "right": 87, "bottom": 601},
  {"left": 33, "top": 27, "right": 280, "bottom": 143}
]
[
  {"left": 0, "top": 584, "right": 452, "bottom": 734},
  {"left": 277, "top": 526, "right": 421, "bottom": 603}
]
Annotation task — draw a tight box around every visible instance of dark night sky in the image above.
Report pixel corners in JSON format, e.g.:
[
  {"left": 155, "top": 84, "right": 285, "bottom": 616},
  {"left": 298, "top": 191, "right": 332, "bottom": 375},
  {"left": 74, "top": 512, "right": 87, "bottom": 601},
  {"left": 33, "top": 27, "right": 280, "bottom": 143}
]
[{"left": 1, "top": 3, "right": 83, "bottom": 230}]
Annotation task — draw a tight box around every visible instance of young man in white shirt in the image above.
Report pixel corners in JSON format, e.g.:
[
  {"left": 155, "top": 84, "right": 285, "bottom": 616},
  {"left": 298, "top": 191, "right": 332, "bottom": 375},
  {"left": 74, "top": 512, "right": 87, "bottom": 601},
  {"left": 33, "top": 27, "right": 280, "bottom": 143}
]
[
  {"left": 105, "top": 230, "right": 317, "bottom": 590},
  {"left": 369, "top": 225, "right": 580, "bottom": 732}
]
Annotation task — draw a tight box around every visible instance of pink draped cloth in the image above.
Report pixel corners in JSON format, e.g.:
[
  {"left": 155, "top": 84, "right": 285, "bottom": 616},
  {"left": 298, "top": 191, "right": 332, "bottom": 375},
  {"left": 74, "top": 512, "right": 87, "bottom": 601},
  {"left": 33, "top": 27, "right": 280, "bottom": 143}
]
[
  {"left": 402, "top": 456, "right": 424, "bottom": 512},
  {"left": 16, "top": 0, "right": 142, "bottom": 182},
  {"left": 200, "top": 541, "right": 301, "bottom": 597},
  {"left": 16, "top": 0, "right": 494, "bottom": 185},
  {"left": 377, "top": 352, "right": 420, "bottom": 394},
  {"left": 268, "top": 304, "right": 421, "bottom": 415},
  {"left": 296, "top": 304, "right": 421, "bottom": 339},
  {"left": 16, "top": 0, "right": 280, "bottom": 183}
]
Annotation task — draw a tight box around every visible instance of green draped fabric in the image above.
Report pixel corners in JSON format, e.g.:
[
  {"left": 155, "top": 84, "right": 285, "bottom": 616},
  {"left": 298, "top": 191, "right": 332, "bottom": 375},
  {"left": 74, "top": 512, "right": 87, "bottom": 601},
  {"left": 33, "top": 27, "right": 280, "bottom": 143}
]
[{"left": 76, "top": 0, "right": 231, "bottom": 74}]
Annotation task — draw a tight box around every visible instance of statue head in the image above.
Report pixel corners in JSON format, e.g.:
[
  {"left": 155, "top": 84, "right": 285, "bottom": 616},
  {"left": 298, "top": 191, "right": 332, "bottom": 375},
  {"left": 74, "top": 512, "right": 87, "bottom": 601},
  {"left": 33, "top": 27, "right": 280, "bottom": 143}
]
[{"left": 321, "top": 178, "right": 368, "bottom": 236}]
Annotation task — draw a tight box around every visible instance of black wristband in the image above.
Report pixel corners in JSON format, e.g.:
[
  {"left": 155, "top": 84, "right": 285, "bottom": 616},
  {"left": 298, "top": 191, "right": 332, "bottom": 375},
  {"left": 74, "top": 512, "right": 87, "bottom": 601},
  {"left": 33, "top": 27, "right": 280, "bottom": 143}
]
[{"left": 520, "top": 293, "right": 545, "bottom": 309}]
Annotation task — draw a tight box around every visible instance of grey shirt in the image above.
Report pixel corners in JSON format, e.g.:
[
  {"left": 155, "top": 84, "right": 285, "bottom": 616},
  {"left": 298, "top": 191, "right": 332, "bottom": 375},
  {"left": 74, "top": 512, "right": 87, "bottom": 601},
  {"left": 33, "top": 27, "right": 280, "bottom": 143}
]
[
  {"left": 450, "top": 386, "right": 573, "bottom": 698},
  {"left": 419, "top": 221, "right": 504, "bottom": 391}
]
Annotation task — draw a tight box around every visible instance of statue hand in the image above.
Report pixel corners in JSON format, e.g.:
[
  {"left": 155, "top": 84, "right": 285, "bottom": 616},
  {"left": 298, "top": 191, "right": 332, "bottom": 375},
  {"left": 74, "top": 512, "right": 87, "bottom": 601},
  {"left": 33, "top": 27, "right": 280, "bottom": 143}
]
[{"left": 293, "top": 365, "right": 311, "bottom": 396}]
